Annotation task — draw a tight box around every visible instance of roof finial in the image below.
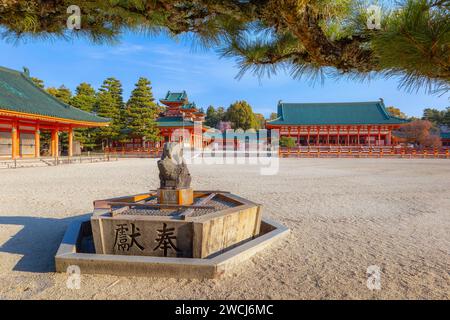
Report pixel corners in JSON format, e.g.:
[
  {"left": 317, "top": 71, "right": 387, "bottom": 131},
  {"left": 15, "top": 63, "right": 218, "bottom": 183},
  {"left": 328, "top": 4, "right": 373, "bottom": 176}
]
[{"left": 22, "top": 67, "right": 30, "bottom": 77}]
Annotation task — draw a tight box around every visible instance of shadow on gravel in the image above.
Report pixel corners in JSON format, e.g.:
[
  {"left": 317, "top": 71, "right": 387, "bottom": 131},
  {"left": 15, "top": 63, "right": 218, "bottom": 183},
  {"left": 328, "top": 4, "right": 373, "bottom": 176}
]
[{"left": 0, "top": 213, "right": 91, "bottom": 273}]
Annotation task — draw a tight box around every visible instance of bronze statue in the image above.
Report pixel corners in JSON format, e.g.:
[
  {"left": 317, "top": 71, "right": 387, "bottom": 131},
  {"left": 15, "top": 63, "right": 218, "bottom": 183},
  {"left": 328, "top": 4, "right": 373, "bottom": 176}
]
[{"left": 157, "top": 142, "right": 191, "bottom": 189}]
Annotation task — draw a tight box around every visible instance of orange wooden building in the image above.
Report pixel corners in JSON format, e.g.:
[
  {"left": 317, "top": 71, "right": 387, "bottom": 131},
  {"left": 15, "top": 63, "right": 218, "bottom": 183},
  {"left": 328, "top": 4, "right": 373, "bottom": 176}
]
[
  {"left": 0, "top": 66, "right": 109, "bottom": 159},
  {"left": 110, "top": 91, "right": 208, "bottom": 151},
  {"left": 157, "top": 90, "right": 207, "bottom": 146},
  {"left": 266, "top": 100, "right": 408, "bottom": 146}
]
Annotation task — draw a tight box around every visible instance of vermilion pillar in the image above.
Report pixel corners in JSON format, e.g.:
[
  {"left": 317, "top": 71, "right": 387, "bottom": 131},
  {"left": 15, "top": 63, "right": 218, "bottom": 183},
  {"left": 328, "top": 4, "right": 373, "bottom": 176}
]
[
  {"left": 307, "top": 127, "right": 310, "bottom": 146},
  {"left": 68, "top": 127, "right": 73, "bottom": 157},
  {"left": 378, "top": 126, "right": 381, "bottom": 146},
  {"left": 35, "top": 124, "right": 40, "bottom": 158},
  {"left": 337, "top": 126, "right": 340, "bottom": 146},
  {"left": 51, "top": 128, "right": 59, "bottom": 157},
  {"left": 347, "top": 126, "right": 350, "bottom": 146},
  {"left": 11, "top": 121, "right": 18, "bottom": 159},
  {"left": 327, "top": 126, "right": 330, "bottom": 145},
  {"left": 316, "top": 127, "right": 320, "bottom": 146},
  {"left": 357, "top": 126, "right": 360, "bottom": 146}
]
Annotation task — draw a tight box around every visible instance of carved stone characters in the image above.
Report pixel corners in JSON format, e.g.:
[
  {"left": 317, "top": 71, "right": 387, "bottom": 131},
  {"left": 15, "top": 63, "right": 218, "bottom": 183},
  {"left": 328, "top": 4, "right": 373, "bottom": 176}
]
[{"left": 157, "top": 142, "right": 191, "bottom": 189}]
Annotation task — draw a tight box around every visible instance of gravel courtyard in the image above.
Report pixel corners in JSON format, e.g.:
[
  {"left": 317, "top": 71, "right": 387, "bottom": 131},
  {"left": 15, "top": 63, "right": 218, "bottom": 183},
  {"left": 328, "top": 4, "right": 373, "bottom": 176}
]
[{"left": 0, "top": 158, "right": 449, "bottom": 299}]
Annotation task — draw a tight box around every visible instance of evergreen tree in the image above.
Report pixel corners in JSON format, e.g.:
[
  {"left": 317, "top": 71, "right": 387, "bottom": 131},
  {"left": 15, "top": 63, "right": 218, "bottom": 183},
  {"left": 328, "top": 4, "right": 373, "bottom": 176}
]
[
  {"left": 216, "top": 107, "right": 226, "bottom": 124},
  {"left": 205, "top": 106, "right": 218, "bottom": 128},
  {"left": 46, "top": 85, "right": 72, "bottom": 104},
  {"left": 423, "top": 108, "right": 446, "bottom": 125},
  {"left": 443, "top": 107, "right": 450, "bottom": 127},
  {"left": 95, "top": 77, "right": 124, "bottom": 147},
  {"left": 124, "top": 77, "right": 159, "bottom": 144},
  {"left": 71, "top": 83, "right": 98, "bottom": 150},
  {"left": 226, "top": 101, "right": 258, "bottom": 130},
  {"left": 71, "top": 83, "right": 96, "bottom": 112},
  {"left": 205, "top": 106, "right": 227, "bottom": 128},
  {"left": 45, "top": 85, "right": 72, "bottom": 152}
]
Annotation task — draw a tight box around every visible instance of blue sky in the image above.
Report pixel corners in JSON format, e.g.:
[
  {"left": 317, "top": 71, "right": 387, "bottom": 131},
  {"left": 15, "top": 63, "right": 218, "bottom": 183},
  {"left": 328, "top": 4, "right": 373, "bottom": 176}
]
[{"left": 1, "top": 31, "right": 448, "bottom": 118}]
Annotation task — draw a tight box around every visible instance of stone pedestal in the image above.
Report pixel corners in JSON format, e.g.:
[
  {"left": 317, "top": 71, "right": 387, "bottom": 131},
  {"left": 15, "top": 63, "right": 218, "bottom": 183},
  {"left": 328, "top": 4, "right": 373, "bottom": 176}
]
[
  {"left": 157, "top": 188, "right": 194, "bottom": 205},
  {"left": 91, "top": 191, "right": 262, "bottom": 259}
]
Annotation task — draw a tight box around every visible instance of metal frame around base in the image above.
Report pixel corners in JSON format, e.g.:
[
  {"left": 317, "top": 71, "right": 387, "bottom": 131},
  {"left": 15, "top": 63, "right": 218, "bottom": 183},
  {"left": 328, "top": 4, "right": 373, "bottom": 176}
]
[{"left": 55, "top": 216, "right": 289, "bottom": 279}]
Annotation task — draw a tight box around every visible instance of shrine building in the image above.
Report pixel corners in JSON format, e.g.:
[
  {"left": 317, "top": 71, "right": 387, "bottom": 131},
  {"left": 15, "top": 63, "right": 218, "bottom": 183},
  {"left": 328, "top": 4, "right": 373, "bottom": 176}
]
[
  {"left": 266, "top": 100, "right": 409, "bottom": 146},
  {"left": 117, "top": 90, "right": 208, "bottom": 150},
  {"left": 157, "top": 90, "right": 207, "bottom": 146},
  {"left": 441, "top": 132, "right": 450, "bottom": 147},
  {"left": 0, "top": 66, "right": 109, "bottom": 159}
]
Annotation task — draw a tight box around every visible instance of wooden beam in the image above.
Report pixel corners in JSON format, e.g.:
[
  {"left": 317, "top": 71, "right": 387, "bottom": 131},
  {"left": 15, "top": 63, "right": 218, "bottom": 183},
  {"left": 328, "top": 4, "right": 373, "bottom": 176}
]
[
  {"left": 180, "top": 193, "right": 217, "bottom": 219},
  {"left": 107, "top": 202, "right": 214, "bottom": 210}
]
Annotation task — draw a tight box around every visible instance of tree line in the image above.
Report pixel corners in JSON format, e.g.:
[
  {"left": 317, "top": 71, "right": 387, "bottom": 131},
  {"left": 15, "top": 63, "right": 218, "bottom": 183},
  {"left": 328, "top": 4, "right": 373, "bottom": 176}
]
[
  {"left": 32, "top": 76, "right": 160, "bottom": 151},
  {"left": 32, "top": 75, "right": 270, "bottom": 151},
  {"left": 204, "top": 101, "right": 266, "bottom": 131}
]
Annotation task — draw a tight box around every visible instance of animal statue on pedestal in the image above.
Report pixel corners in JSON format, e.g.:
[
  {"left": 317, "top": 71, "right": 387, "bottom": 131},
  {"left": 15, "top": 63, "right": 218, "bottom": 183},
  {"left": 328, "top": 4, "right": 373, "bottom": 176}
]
[{"left": 157, "top": 142, "right": 191, "bottom": 189}]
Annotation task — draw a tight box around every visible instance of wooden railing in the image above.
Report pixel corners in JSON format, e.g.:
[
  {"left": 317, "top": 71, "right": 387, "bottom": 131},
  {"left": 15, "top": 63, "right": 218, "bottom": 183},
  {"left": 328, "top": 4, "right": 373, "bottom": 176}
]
[
  {"left": 0, "top": 153, "right": 118, "bottom": 169},
  {"left": 105, "top": 147, "right": 162, "bottom": 158},
  {"left": 104, "top": 145, "right": 450, "bottom": 159},
  {"left": 279, "top": 146, "right": 450, "bottom": 159}
]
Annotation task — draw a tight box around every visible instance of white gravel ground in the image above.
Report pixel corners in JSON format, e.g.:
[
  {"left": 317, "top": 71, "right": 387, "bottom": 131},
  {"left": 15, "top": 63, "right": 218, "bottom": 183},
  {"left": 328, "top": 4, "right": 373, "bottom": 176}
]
[{"left": 0, "top": 158, "right": 449, "bottom": 299}]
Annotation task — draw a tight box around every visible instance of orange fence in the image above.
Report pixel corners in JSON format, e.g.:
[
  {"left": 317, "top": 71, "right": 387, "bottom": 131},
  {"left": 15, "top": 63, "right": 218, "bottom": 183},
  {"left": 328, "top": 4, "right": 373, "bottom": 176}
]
[
  {"left": 279, "top": 146, "right": 450, "bottom": 159},
  {"left": 105, "top": 147, "right": 162, "bottom": 158},
  {"left": 106, "top": 146, "right": 450, "bottom": 159}
]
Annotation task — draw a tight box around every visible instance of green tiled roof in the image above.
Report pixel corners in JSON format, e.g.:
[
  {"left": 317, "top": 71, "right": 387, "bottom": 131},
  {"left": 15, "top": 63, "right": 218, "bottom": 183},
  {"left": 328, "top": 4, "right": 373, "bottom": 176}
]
[
  {"left": 0, "top": 66, "right": 109, "bottom": 124},
  {"left": 156, "top": 116, "right": 195, "bottom": 127},
  {"left": 441, "top": 132, "right": 450, "bottom": 139},
  {"left": 267, "top": 100, "right": 409, "bottom": 126},
  {"left": 181, "top": 102, "right": 197, "bottom": 110},
  {"left": 161, "top": 90, "right": 187, "bottom": 103}
]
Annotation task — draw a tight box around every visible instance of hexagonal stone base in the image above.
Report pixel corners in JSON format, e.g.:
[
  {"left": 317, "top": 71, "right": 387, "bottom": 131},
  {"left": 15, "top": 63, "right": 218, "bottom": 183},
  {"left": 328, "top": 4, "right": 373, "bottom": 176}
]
[
  {"left": 55, "top": 217, "right": 289, "bottom": 279},
  {"left": 91, "top": 191, "right": 262, "bottom": 259}
]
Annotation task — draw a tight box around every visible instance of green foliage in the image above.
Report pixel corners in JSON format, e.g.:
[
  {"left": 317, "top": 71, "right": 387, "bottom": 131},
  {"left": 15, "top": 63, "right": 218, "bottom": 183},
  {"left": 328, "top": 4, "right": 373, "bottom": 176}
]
[
  {"left": 46, "top": 85, "right": 72, "bottom": 104},
  {"left": 0, "top": 1, "right": 448, "bottom": 92},
  {"left": 71, "top": 83, "right": 96, "bottom": 112},
  {"left": 280, "top": 136, "right": 297, "bottom": 148},
  {"left": 205, "top": 105, "right": 226, "bottom": 128},
  {"left": 70, "top": 83, "right": 97, "bottom": 149},
  {"left": 253, "top": 113, "right": 266, "bottom": 130},
  {"left": 443, "top": 107, "right": 450, "bottom": 126},
  {"left": 422, "top": 107, "right": 450, "bottom": 126},
  {"left": 31, "top": 77, "right": 44, "bottom": 89},
  {"left": 225, "top": 100, "right": 258, "bottom": 130},
  {"left": 386, "top": 106, "right": 407, "bottom": 119},
  {"left": 269, "top": 112, "right": 278, "bottom": 120},
  {"left": 371, "top": 0, "right": 450, "bottom": 93},
  {"left": 95, "top": 77, "right": 124, "bottom": 145},
  {"left": 124, "top": 77, "right": 159, "bottom": 142}
]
